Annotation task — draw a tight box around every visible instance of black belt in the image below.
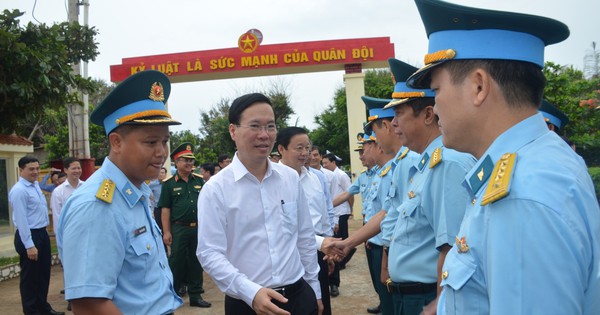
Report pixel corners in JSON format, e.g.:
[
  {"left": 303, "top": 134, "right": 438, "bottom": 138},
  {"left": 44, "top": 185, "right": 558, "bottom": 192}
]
[
  {"left": 271, "top": 278, "right": 304, "bottom": 298},
  {"left": 385, "top": 280, "right": 437, "bottom": 295},
  {"left": 173, "top": 221, "right": 197, "bottom": 227}
]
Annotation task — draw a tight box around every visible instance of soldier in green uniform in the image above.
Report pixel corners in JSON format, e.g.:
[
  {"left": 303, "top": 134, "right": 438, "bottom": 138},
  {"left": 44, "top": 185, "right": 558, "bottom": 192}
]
[{"left": 158, "top": 143, "right": 211, "bottom": 308}]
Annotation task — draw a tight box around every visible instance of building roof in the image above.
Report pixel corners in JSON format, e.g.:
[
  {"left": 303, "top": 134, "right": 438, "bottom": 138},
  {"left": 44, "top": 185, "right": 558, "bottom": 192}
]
[{"left": 0, "top": 134, "right": 34, "bottom": 146}]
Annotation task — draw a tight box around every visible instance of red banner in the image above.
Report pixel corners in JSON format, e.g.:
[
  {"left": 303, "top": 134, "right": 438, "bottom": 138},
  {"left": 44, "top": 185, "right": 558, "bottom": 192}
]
[{"left": 110, "top": 37, "right": 395, "bottom": 83}]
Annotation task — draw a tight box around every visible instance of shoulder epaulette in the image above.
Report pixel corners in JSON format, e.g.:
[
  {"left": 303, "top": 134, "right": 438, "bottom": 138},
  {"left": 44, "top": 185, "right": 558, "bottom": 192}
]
[
  {"left": 429, "top": 147, "right": 442, "bottom": 168},
  {"left": 162, "top": 175, "right": 173, "bottom": 183},
  {"left": 397, "top": 148, "right": 410, "bottom": 161},
  {"left": 96, "top": 179, "right": 116, "bottom": 204},
  {"left": 192, "top": 173, "right": 204, "bottom": 179},
  {"left": 481, "top": 153, "right": 516, "bottom": 206},
  {"left": 379, "top": 165, "right": 392, "bottom": 177}
]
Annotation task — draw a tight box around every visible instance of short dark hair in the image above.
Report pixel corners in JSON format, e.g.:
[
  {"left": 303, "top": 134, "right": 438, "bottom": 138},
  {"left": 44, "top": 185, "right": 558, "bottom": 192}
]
[
  {"left": 229, "top": 93, "right": 273, "bottom": 125},
  {"left": 57, "top": 172, "right": 67, "bottom": 179},
  {"left": 200, "top": 163, "right": 215, "bottom": 176},
  {"left": 276, "top": 127, "right": 308, "bottom": 150},
  {"left": 63, "top": 157, "right": 80, "bottom": 169},
  {"left": 442, "top": 60, "right": 545, "bottom": 109},
  {"left": 323, "top": 153, "right": 337, "bottom": 164},
  {"left": 311, "top": 145, "right": 321, "bottom": 154},
  {"left": 18, "top": 155, "right": 38, "bottom": 169},
  {"left": 217, "top": 154, "right": 230, "bottom": 164}
]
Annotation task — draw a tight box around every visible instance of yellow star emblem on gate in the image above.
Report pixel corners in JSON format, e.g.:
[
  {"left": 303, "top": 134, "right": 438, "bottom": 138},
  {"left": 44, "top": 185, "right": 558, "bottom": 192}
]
[{"left": 238, "top": 32, "right": 258, "bottom": 53}]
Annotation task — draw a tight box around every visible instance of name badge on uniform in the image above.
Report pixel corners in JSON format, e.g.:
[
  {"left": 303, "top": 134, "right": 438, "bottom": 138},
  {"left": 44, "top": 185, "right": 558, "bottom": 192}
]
[
  {"left": 134, "top": 226, "right": 147, "bottom": 237},
  {"left": 173, "top": 187, "right": 182, "bottom": 191}
]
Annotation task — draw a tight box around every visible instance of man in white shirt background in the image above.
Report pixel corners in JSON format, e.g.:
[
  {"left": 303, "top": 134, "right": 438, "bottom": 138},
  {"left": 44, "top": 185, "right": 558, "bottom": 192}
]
[
  {"left": 50, "top": 157, "right": 84, "bottom": 236},
  {"left": 197, "top": 93, "right": 323, "bottom": 315}
]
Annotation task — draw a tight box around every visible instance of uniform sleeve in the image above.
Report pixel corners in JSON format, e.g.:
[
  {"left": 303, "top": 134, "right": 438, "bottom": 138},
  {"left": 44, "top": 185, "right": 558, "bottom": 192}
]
[
  {"left": 196, "top": 182, "right": 262, "bottom": 307},
  {"left": 348, "top": 176, "right": 361, "bottom": 195},
  {"left": 427, "top": 160, "right": 470, "bottom": 248},
  {"left": 485, "top": 200, "right": 592, "bottom": 314},
  {"left": 295, "top": 184, "right": 321, "bottom": 299},
  {"left": 380, "top": 203, "right": 399, "bottom": 247},
  {"left": 59, "top": 199, "right": 127, "bottom": 300},
  {"left": 10, "top": 187, "right": 34, "bottom": 249},
  {"left": 157, "top": 180, "right": 171, "bottom": 209}
]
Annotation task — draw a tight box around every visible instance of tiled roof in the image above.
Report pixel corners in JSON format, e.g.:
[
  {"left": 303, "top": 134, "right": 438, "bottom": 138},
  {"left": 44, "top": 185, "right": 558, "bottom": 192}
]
[{"left": 0, "top": 134, "right": 34, "bottom": 146}]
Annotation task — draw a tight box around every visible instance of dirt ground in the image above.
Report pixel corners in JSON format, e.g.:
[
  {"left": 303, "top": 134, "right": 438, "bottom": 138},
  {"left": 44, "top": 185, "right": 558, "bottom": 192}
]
[{"left": 0, "top": 219, "right": 378, "bottom": 314}]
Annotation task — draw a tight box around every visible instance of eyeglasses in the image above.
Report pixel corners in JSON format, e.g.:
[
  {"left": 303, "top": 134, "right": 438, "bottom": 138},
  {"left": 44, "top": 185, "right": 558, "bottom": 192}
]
[{"left": 236, "top": 123, "right": 277, "bottom": 134}]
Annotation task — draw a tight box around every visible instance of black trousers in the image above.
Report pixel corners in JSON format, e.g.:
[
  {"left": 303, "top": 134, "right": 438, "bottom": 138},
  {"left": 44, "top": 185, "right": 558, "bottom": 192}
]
[
  {"left": 224, "top": 279, "right": 317, "bottom": 315},
  {"left": 14, "top": 228, "right": 52, "bottom": 315},
  {"left": 317, "top": 251, "right": 332, "bottom": 315}
]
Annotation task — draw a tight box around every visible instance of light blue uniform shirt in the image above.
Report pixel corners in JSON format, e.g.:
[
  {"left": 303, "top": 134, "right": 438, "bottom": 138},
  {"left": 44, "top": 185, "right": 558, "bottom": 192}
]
[
  {"left": 439, "top": 113, "right": 600, "bottom": 315},
  {"left": 366, "top": 159, "right": 394, "bottom": 246},
  {"left": 348, "top": 167, "right": 375, "bottom": 217},
  {"left": 58, "top": 158, "right": 182, "bottom": 315},
  {"left": 381, "top": 147, "right": 419, "bottom": 247},
  {"left": 389, "top": 136, "right": 475, "bottom": 283},
  {"left": 9, "top": 177, "right": 49, "bottom": 249}
]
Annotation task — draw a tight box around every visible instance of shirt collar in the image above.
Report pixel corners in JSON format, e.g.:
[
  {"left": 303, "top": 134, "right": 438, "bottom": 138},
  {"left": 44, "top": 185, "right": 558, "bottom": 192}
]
[
  {"left": 413, "top": 135, "right": 443, "bottom": 171},
  {"left": 19, "top": 177, "right": 36, "bottom": 187},
  {"left": 231, "top": 152, "right": 280, "bottom": 182},
  {"left": 463, "top": 112, "right": 548, "bottom": 196},
  {"left": 100, "top": 157, "right": 149, "bottom": 208}
]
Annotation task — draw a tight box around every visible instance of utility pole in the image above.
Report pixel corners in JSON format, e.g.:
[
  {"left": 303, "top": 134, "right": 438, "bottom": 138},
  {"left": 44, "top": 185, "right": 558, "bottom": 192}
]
[{"left": 67, "top": 0, "right": 94, "bottom": 179}]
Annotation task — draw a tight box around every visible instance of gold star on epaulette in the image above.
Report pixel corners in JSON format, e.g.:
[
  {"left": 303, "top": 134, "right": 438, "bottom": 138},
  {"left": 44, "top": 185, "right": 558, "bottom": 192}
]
[{"left": 96, "top": 179, "right": 116, "bottom": 204}]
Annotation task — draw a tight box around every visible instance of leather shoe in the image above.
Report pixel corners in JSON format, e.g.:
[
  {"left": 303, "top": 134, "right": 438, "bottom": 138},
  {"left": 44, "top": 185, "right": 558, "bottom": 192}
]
[
  {"left": 47, "top": 309, "right": 65, "bottom": 315},
  {"left": 330, "top": 284, "right": 340, "bottom": 297},
  {"left": 190, "top": 297, "right": 211, "bottom": 308},
  {"left": 367, "top": 304, "right": 381, "bottom": 314}
]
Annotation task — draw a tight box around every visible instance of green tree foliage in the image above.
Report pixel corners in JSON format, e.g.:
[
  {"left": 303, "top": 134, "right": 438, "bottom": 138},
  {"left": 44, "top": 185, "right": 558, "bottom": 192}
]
[
  {"left": 543, "top": 61, "right": 600, "bottom": 166},
  {"left": 0, "top": 9, "right": 99, "bottom": 138},
  {"left": 43, "top": 79, "right": 113, "bottom": 165},
  {"left": 310, "top": 69, "right": 394, "bottom": 166}
]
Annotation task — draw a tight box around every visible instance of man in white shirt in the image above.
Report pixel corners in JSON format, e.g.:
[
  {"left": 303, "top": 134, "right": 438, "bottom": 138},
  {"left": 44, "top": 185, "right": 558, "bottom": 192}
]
[
  {"left": 197, "top": 93, "right": 323, "bottom": 315},
  {"left": 50, "top": 157, "right": 84, "bottom": 236},
  {"left": 277, "top": 126, "right": 340, "bottom": 315}
]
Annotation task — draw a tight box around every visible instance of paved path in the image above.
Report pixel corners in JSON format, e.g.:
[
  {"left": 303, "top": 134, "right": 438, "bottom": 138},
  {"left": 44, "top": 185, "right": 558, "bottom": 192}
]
[{"left": 0, "top": 219, "right": 378, "bottom": 314}]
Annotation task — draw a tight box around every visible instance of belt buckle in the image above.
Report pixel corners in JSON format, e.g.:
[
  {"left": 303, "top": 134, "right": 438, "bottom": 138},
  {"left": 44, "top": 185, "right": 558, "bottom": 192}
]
[
  {"left": 275, "top": 287, "right": 286, "bottom": 297},
  {"left": 190, "top": 222, "right": 197, "bottom": 227}
]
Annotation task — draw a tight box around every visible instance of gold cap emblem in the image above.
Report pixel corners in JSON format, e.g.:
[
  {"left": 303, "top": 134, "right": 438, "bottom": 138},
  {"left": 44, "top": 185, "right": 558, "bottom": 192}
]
[{"left": 149, "top": 82, "right": 165, "bottom": 101}]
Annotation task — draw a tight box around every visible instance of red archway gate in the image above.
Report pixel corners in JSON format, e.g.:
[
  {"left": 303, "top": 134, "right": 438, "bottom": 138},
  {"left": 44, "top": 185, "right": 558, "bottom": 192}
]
[{"left": 110, "top": 36, "right": 395, "bottom": 218}]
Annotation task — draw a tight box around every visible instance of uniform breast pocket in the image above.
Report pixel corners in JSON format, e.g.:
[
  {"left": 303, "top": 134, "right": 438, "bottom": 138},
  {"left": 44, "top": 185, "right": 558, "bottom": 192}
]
[
  {"left": 281, "top": 201, "right": 298, "bottom": 235},
  {"left": 440, "top": 252, "right": 480, "bottom": 315},
  {"left": 129, "top": 234, "right": 155, "bottom": 284},
  {"left": 395, "top": 197, "right": 421, "bottom": 245}
]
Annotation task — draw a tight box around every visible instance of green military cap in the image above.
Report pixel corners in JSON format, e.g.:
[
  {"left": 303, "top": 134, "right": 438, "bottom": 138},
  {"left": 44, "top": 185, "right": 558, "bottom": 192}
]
[
  {"left": 91, "top": 70, "right": 181, "bottom": 135},
  {"left": 540, "top": 100, "right": 569, "bottom": 130},
  {"left": 407, "top": 0, "right": 570, "bottom": 88},
  {"left": 171, "top": 142, "right": 196, "bottom": 160}
]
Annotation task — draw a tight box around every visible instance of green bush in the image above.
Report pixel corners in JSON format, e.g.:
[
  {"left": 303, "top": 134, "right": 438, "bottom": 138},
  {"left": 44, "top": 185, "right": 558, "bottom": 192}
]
[{"left": 589, "top": 167, "right": 600, "bottom": 204}]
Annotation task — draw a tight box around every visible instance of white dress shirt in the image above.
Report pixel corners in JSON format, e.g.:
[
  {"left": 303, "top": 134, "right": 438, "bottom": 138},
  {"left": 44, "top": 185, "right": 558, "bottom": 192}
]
[
  {"left": 299, "top": 166, "right": 333, "bottom": 249},
  {"left": 197, "top": 153, "right": 321, "bottom": 307},
  {"left": 330, "top": 167, "right": 352, "bottom": 222},
  {"left": 50, "top": 179, "right": 84, "bottom": 234}
]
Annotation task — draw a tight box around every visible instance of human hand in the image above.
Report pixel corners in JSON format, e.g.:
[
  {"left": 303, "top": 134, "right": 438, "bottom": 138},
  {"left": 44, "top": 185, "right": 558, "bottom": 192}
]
[
  {"left": 26, "top": 246, "right": 38, "bottom": 261},
  {"left": 420, "top": 298, "right": 437, "bottom": 315},
  {"left": 333, "top": 224, "right": 339, "bottom": 234},
  {"left": 251, "top": 288, "right": 290, "bottom": 315},
  {"left": 327, "top": 258, "right": 335, "bottom": 276},
  {"left": 162, "top": 232, "right": 172, "bottom": 246},
  {"left": 51, "top": 167, "right": 62, "bottom": 173},
  {"left": 329, "top": 239, "right": 353, "bottom": 262},
  {"left": 320, "top": 237, "right": 344, "bottom": 260},
  {"left": 380, "top": 269, "right": 390, "bottom": 285}
]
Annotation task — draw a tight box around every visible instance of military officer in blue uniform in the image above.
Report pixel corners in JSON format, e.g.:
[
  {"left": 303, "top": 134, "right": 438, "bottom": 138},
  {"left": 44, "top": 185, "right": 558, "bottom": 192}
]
[
  {"left": 57, "top": 70, "right": 183, "bottom": 314},
  {"left": 407, "top": 0, "right": 600, "bottom": 314}
]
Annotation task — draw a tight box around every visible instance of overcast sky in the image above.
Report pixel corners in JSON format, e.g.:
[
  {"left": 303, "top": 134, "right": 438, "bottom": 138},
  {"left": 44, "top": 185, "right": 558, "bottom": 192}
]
[{"left": 4, "top": 0, "right": 599, "bottom": 132}]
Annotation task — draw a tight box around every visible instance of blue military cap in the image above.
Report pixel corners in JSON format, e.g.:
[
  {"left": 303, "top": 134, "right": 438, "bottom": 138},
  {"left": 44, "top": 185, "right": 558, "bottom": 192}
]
[
  {"left": 91, "top": 70, "right": 181, "bottom": 135},
  {"left": 384, "top": 58, "right": 434, "bottom": 109},
  {"left": 362, "top": 96, "right": 394, "bottom": 133},
  {"left": 540, "top": 100, "right": 569, "bottom": 130},
  {"left": 407, "top": 0, "right": 570, "bottom": 88}
]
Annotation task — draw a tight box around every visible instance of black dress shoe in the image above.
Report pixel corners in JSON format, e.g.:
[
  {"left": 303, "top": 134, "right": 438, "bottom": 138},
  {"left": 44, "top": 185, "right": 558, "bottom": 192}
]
[
  {"left": 47, "top": 309, "right": 65, "bottom": 315},
  {"left": 177, "top": 286, "right": 187, "bottom": 297},
  {"left": 367, "top": 304, "right": 381, "bottom": 314},
  {"left": 190, "top": 297, "right": 211, "bottom": 308},
  {"left": 330, "top": 285, "right": 340, "bottom": 297}
]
